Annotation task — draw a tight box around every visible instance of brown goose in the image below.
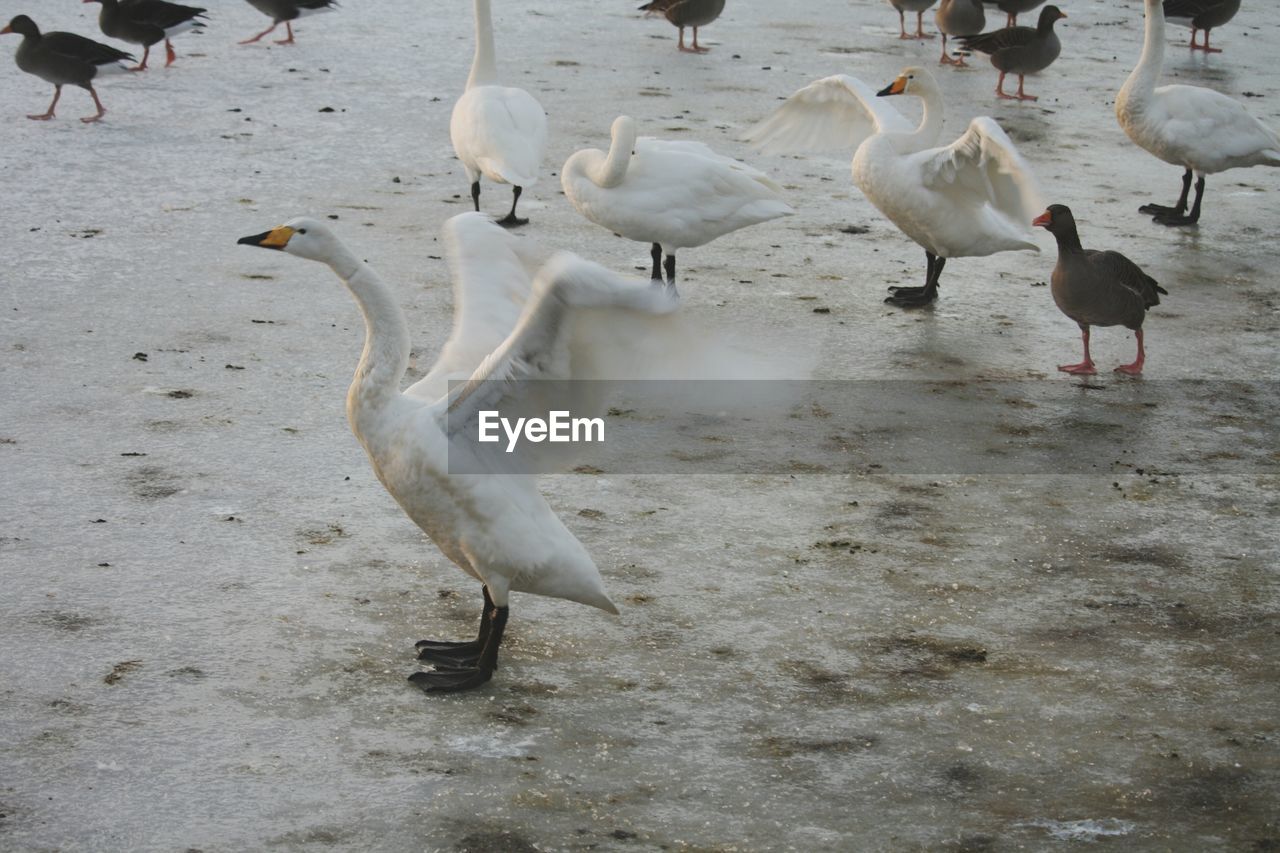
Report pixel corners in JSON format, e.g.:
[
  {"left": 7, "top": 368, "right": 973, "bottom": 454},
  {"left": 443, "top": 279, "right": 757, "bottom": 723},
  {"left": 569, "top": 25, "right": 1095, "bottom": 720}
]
[
  {"left": 84, "top": 0, "right": 207, "bottom": 70},
  {"left": 240, "top": 0, "right": 336, "bottom": 45},
  {"left": 638, "top": 0, "right": 726, "bottom": 53},
  {"left": 1034, "top": 205, "right": 1166, "bottom": 376},
  {"left": 982, "top": 0, "right": 1047, "bottom": 28},
  {"left": 887, "top": 0, "right": 939, "bottom": 40},
  {"left": 958, "top": 5, "right": 1065, "bottom": 101},
  {"left": 1163, "top": 0, "right": 1241, "bottom": 53},
  {"left": 936, "top": 0, "right": 985, "bottom": 66},
  {"left": 1, "top": 15, "right": 134, "bottom": 123}
]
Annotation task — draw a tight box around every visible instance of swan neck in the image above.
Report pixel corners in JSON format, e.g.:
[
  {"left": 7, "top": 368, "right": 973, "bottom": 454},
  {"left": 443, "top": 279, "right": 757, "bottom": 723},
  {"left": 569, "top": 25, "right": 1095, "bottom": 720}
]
[
  {"left": 466, "top": 0, "right": 498, "bottom": 89},
  {"left": 593, "top": 124, "right": 636, "bottom": 188},
  {"left": 906, "top": 88, "right": 944, "bottom": 150},
  {"left": 330, "top": 247, "right": 411, "bottom": 417},
  {"left": 1122, "top": 1, "right": 1163, "bottom": 105}
]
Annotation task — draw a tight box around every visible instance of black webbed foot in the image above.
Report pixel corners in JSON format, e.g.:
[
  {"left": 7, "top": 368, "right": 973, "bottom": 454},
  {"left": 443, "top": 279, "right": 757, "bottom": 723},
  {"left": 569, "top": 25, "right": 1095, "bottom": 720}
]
[
  {"left": 1152, "top": 212, "right": 1200, "bottom": 227},
  {"left": 495, "top": 213, "right": 528, "bottom": 228},
  {"left": 408, "top": 666, "right": 494, "bottom": 693},
  {"left": 415, "top": 638, "right": 484, "bottom": 666},
  {"left": 884, "top": 288, "right": 938, "bottom": 308},
  {"left": 1138, "top": 202, "right": 1184, "bottom": 217},
  {"left": 886, "top": 284, "right": 929, "bottom": 296}
]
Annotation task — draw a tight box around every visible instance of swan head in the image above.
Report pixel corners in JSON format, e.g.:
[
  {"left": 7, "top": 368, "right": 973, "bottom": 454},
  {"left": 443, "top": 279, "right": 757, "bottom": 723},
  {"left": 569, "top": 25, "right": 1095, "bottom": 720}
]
[
  {"left": 876, "top": 67, "right": 937, "bottom": 99},
  {"left": 237, "top": 217, "right": 340, "bottom": 264},
  {"left": 610, "top": 115, "right": 638, "bottom": 150}
]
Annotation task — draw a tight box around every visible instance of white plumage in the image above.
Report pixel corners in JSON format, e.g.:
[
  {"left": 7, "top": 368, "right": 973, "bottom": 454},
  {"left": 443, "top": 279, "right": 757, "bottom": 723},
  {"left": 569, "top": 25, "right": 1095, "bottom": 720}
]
[
  {"left": 745, "top": 66, "right": 1041, "bottom": 307},
  {"left": 450, "top": 0, "right": 547, "bottom": 226},
  {"left": 237, "top": 214, "right": 681, "bottom": 692},
  {"left": 561, "top": 115, "right": 793, "bottom": 282},
  {"left": 1116, "top": 0, "right": 1280, "bottom": 225}
]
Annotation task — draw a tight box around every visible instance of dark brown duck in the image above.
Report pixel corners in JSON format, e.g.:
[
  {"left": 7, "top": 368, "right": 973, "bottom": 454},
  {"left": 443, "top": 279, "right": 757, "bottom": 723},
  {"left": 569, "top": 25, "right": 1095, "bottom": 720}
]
[
  {"left": 84, "top": 0, "right": 208, "bottom": 71},
  {"left": 1034, "top": 204, "right": 1167, "bottom": 376},
  {"left": 959, "top": 4, "right": 1065, "bottom": 101},
  {"left": 1, "top": 14, "right": 134, "bottom": 123}
]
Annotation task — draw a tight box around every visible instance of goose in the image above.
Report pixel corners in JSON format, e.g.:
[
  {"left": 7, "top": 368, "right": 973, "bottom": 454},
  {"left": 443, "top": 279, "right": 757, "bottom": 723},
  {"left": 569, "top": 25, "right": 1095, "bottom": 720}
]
[
  {"left": 981, "top": 0, "right": 1046, "bottom": 28},
  {"left": 1, "top": 15, "right": 134, "bottom": 123},
  {"left": 239, "top": 0, "right": 335, "bottom": 46},
  {"left": 1116, "top": 0, "right": 1280, "bottom": 226},
  {"left": 84, "top": 0, "right": 207, "bottom": 71},
  {"left": 561, "top": 116, "right": 793, "bottom": 284},
  {"left": 744, "top": 66, "right": 1041, "bottom": 308},
  {"left": 887, "top": 0, "right": 938, "bottom": 40},
  {"left": 936, "top": 0, "right": 985, "bottom": 66},
  {"left": 638, "top": 0, "right": 726, "bottom": 53},
  {"left": 958, "top": 5, "right": 1065, "bottom": 102},
  {"left": 1163, "top": 0, "right": 1241, "bottom": 53},
  {"left": 450, "top": 0, "right": 547, "bottom": 228},
  {"left": 1034, "top": 204, "right": 1166, "bottom": 375},
  {"left": 237, "top": 213, "right": 680, "bottom": 692}
]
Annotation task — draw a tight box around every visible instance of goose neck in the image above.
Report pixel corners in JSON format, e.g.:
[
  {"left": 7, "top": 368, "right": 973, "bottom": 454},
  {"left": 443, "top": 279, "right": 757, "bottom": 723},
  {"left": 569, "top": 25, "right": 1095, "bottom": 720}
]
[{"left": 466, "top": 0, "right": 498, "bottom": 89}]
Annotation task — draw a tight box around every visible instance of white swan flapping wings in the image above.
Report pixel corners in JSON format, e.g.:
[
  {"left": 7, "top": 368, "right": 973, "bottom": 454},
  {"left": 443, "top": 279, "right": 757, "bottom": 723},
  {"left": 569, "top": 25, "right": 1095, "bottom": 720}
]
[
  {"left": 450, "top": 0, "right": 547, "bottom": 227},
  {"left": 237, "top": 214, "right": 678, "bottom": 693},
  {"left": 562, "top": 115, "right": 793, "bottom": 283},
  {"left": 744, "top": 66, "right": 1041, "bottom": 308}
]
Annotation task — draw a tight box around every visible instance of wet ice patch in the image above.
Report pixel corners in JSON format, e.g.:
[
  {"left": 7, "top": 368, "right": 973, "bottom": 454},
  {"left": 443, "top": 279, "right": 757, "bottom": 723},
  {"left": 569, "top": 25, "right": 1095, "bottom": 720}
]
[
  {"left": 444, "top": 732, "right": 536, "bottom": 759},
  {"left": 1020, "top": 818, "right": 1137, "bottom": 842}
]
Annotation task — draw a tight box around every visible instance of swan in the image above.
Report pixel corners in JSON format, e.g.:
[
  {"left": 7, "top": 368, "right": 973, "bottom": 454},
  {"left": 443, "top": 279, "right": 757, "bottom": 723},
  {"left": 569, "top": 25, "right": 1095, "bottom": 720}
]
[
  {"left": 237, "top": 214, "right": 679, "bottom": 693},
  {"left": 450, "top": 0, "right": 547, "bottom": 228},
  {"left": 561, "top": 115, "right": 793, "bottom": 283},
  {"left": 745, "top": 66, "right": 1041, "bottom": 308},
  {"left": 1116, "top": 0, "right": 1280, "bottom": 226}
]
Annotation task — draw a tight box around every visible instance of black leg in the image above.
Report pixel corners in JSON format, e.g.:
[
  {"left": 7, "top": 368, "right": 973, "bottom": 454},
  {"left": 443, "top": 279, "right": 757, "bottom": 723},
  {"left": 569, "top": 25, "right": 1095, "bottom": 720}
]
[
  {"left": 885, "top": 253, "right": 943, "bottom": 307},
  {"left": 409, "top": 602, "right": 508, "bottom": 693},
  {"left": 496, "top": 186, "right": 528, "bottom": 228},
  {"left": 1153, "top": 175, "right": 1204, "bottom": 226},
  {"left": 650, "top": 243, "right": 663, "bottom": 281},
  {"left": 470, "top": 180, "right": 481, "bottom": 213},
  {"left": 1140, "top": 168, "right": 1191, "bottom": 218},
  {"left": 663, "top": 253, "right": 676, "bottom": 284},
  {"left": 415, "top": 587, "right": 493, "bottom": 666}
]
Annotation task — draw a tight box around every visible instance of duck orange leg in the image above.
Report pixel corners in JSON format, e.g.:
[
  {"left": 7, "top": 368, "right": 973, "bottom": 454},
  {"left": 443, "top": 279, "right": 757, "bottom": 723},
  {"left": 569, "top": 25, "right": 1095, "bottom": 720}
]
[{"left": 28, "top": 85, "right": 61, "bottom": 120}]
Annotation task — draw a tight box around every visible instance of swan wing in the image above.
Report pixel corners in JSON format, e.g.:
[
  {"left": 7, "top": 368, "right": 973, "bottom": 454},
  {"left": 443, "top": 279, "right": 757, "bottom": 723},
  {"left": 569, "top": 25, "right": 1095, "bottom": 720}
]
[
  {"left": 742, "top": 74, "right": 913, "bottom": 155},
  {"left": 407, "top": 213, "right": 545, "bottom": 402},
  {"left": 1152, "top": 85, "right": 1280, "bottom": 166},
  {"left": 638, "top": 137, "right": 785, "bottom": 192},
  {"left": 445, "top": 253, "right": 679, "bottom": 429},
  {"left": 918, "top": 117, "right": 1043, "bottom": 230}
]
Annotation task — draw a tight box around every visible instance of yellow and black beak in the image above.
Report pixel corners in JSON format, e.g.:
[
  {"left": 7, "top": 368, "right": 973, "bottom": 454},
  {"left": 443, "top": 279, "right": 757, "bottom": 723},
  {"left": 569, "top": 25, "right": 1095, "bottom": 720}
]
[
  {"left": 877, "top": 77, "right": 908, "bottom": 98},
  {"left": 237, "top": 225, "right": 294, "bottom": 250}
]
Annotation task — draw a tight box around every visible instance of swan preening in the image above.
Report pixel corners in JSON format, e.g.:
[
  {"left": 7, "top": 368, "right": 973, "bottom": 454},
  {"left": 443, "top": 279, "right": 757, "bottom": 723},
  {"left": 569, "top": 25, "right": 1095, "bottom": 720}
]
[
  {"left": 237, "top": 214, "right": 681, "bottom": 692},
  {"left": 1116, "top": 0, "right": 1280, "bottom": 226},
  {"left": 561, "top": 115, "right": 793, "bottom": 283},
  {"left": 745, "top": 66, "right": 1041, "bottom": 308},
  {"left": 450, "top": 0, "right": 547, "bottom": 227}
]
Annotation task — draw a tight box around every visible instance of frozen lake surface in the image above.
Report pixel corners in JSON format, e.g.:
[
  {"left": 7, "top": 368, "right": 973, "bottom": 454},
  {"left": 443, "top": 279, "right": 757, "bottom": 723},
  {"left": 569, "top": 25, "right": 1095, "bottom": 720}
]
[{"left": 1, "top": 0, "right": 1277, "bottom": 850}]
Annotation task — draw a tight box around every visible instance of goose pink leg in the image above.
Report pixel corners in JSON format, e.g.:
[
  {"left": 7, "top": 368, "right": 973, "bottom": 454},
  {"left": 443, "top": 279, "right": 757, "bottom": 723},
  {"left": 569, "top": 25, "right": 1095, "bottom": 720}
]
[
  {"left": 28, "top": 85, "right": 61, "bottom": 120},
  {"left": 1114, "top": 329, "right": 1146, "bottom": 376},
  {"left": 1059, "top": 327, "right": 1097, "bottom": 375}
]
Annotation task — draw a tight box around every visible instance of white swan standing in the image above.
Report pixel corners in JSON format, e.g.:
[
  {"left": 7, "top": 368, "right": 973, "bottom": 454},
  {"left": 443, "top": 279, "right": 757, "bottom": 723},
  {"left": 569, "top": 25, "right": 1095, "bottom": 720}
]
[
  {"left": 561, "top": 116, "right": 793, "bottom": 283},
  {"left": 237, "top": 214, "right": 679, "bottom": 693},
  {"left": 1116, "top": 0, "right": 1280, "bottom": 226},
  {"left": 450, "top": 0, "right": 547, "bottom": 227},
  {"left": 745, "top": 66, "right": 1041, "bottom": 308}
]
